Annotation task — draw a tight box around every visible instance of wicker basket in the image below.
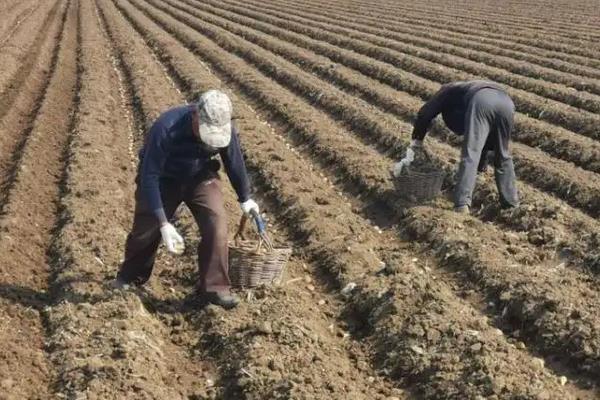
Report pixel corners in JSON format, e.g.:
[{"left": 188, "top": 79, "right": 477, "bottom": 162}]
[
  {"left": 229, "top": 215, "right": 292, "bottom": 288},
  {"left": 393, "top": 169, "right": 445, "bottom": 203}
]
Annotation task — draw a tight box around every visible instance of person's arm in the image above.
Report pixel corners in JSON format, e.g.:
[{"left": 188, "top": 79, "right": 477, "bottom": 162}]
[
  {"left": 140, "top": 121, "right": 169, "bottom": 225},
  {"left": 220, "top": 125, "right": 251, "bottom": 202},
  {"left": 412, "top": 83, "right": 455, "bottom": 141}
]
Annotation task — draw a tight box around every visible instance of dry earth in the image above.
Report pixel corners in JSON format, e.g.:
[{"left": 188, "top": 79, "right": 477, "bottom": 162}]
[{"left": 1, "top": 0, "right": 599, "bottom": 399}]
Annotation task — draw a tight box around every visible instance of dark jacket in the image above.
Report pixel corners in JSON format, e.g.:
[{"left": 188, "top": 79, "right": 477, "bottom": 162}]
[
  {"left": 412, "top": 80, "right": 506, "bottom": 140},
  {"left": 138, "top": 105, "right": 250, "bottom": 221}
]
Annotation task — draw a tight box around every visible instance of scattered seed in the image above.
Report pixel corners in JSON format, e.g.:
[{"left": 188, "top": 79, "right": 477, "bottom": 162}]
[{"left": 559, "top": 376, "right": 567, "bottom": 386}]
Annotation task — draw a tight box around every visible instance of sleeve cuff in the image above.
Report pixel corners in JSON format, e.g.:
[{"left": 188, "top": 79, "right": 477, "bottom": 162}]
[{"left": 154, "top": 208, "right": 168, "bottom": 225}]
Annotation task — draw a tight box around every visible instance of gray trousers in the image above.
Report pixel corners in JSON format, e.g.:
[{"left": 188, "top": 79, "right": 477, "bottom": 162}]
[{"left": 454, "top": 88, "right": 519, "bottom": 208}]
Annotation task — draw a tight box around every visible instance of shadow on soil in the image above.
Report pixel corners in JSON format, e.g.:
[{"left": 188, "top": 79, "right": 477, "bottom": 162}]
[{"left": 0, "top": 284, "right": 50, "bottom": 310}]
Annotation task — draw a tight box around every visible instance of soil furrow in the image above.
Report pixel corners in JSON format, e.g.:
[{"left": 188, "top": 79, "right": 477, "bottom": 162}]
[
  {"left": 0, "top": 0, "right": 77, "bottom": 396},
  {"left": 0, "top": 1, "right": 38, "bottom": 49},
  {"left": 380, "top": 0, "right": 599, "bottom": 27},
  {"left": 133, "top": 0, "right": 600, "bottom": 286},
  {"left": 0, "top": 0, "right": 68, "bottom": 216},
  {"left": 328, "top": 0, "right": 600, "bottom": 67},
  {"left": 43, "top": 0, "right": 211, "bottom": 396},
  {"left": 161, "top": 0, "right": 600, "bottom": 178},
  {"left": 144, "top": 206, "right": 403, "bottom": 400},
  {"left": 98, "top": 0, "right": 407, "bottom": 398},
  {"left": 97, "top": 1, "right": 398, "bottom": 398},
  {"left": 113, "top": 1, "right": 587, "bottom": 396},
  {"left": 143, "top": 0, "right": 600, "bottom": 275},
  {"left": 371, "top": 1, "right": 600, "bottom": 36},
  {"left": 82, "top": 1, "right": 225, "bottom": 399},
  {"left": 154, "top": 0, "right": 600, "bottom": 262},
  {"left": 126, "top": 0, "right": 600, "bottom": 234},
  {"left": 0, "top": 0, "right": 60, "bottom": 120},
  {"left": 0, "top": 0, "right": 597, "bottom": 398},
  {"left": 393, "top": 0, "right": 600, "bottom": 28},
  {"left": 234, "top": 0, "right": 600, "bottom": 83},
  {"left": 342, "top": 0, "right": 600, "bottom": 51},
  {"left": 365, "top": 14, "right": 600, "bottom": 70},
  {"left": 292, "top": 1, "right": 596, "bottom": 44},
  {"left": 215, "top": 0, "right": 600, "bottom": 114},
  {"left": 120, "top": 0, "right": 600, "bottom": 389},
  {"left": 189, "top": 0, "right": 600, "bottom": 138},
  {"left": 333, "top": 1, "right": 600, "bottom": 70}
]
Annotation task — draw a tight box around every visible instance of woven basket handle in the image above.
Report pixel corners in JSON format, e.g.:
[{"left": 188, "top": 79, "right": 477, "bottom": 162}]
[
  {"left": 233, "top": 212, "right": 274, "bottom": 252},
  {"left": 234, "top": 214, "right": 249, "bottom": 244},
  {"left": 420, "top": 147, "right": 434, "bottom": 163},
  {"left": 233, "top": 217, "right": 261, "bottom": 253}
]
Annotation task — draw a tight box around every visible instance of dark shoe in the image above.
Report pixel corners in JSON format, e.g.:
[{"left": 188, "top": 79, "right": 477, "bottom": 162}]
[
  {"left": 500, "top": 201, "right": 519, "bottom": 210},
  {"left": 200, "top": 291, "right": 240, "bottom": 310},
  {"left": 454, "top": 205, "right": 470, "bottom": 214}
]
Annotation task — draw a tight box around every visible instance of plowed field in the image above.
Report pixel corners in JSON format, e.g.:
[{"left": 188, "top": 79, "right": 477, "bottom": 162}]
[{"left": 1, "top": 0, "right": 599, "bottom": 398}]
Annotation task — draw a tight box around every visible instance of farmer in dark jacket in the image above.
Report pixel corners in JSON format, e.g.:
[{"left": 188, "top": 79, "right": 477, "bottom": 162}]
[
  {"left": 114, "top": 90, "right": 259, "bottom": 309},
  {"left": 393, "top": 80, "right": 519, "bottom": 213}
]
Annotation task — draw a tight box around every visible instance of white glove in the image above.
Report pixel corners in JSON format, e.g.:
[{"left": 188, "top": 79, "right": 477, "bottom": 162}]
[
  {"left": 160, "top": 223, "right": 185, "bottom": 255},
  {"left": 392, "top": 159, "right": 408, "bottom": 177},
  {"left": 392, "top": 140, "right": 423, "bottom": 177},
  {"left": 392, "top": 146, "right": 421, "bottom": 178},
  {"left": 241, "top": 199, "right": 259, "bottom": 216}
]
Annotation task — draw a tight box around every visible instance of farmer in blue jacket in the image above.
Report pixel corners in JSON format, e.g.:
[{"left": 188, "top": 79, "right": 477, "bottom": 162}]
[{"left": 114, "top": 90, "right": 258, "bottom": 309}]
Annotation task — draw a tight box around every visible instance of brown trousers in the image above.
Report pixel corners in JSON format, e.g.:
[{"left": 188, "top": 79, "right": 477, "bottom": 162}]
[{"left": 117, "top": 174, "right": 231, "bottom": 292}]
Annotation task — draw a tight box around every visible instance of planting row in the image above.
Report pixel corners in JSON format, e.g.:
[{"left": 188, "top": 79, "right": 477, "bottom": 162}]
[
  {"left": 224, "top": 0, "right": 600, "bottom": 112},
  {"left": 161, "top": 0, "right": 600, "bottom": 177},
  {"left": 302, "top": 0, "right": 600, "bottom": 69},
  {"left": 109, "top": 0, "right": 592, "bottom": 396},
  {"left": 0, "top": 0, "right": 38, "bottom": 48},
  {"left": 117, "top": 0, "right": 600, "bottom": 390},
  {"left": 251, "top": 0, "right": 600, "bottom": 83},
  {"left": 130, "top": 0, "right": 600, "bottom": 241},
  {"left": 0, "top": 0, "right": 59, "bottom": 119},
  {"left": 0, "top": 0, "right": 75, "bottom": 396},
  {"left": 341, "top": 0, "right": 600, "bottom": 52},
  {"left": 194, "top": 0, "right": 600, "bottom": 135},
  {"left": 378, "top": 0, "right": 600, "bottom": 33},
  {"left": 96, "top": 0, "right": 410, "bottom": 398}
]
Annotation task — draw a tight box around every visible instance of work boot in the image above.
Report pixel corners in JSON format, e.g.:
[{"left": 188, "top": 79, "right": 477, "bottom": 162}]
[
  {"left": 454, "top": 205, "right": 470, "bottom": 214},
  {"left": 200, "top": 291, "right": 240, "bottom": 310},
  {"left": 500, "top": 200, "right": 519, "bottom": 210}
]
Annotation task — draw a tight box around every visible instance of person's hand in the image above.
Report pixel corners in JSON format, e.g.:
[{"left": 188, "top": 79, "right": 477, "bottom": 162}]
[
  {"left": 392, "top": 158, "right": 410, "bottom": 177},
  {"left": 160, "top": 223, "right": 185, "bottom": 255},
  {"left": 240, "top": 199, "right": 259, "bottom": 216},
  {"left": 392, "top": 140, "right": 422, "bottom": 177}
]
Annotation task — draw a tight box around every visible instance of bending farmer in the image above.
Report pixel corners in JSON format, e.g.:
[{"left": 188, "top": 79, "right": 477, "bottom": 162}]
[
  {"left": 114, "top": 90, "right": 259, "bottom": 309},
  {"left": 393, "top": 80, "right": 519, "bottom": 213}
]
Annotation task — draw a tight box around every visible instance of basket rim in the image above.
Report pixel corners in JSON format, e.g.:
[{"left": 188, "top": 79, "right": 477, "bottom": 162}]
[
  {"left": 395, "top": 169, "right": 445, "bottom": 179},
  {"left": 229, "top": 239, "right": 292, "bottom": 251}
]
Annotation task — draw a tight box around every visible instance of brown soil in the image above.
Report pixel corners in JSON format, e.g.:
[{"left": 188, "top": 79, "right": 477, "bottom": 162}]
[
  {"left": 2, "top": 0, "right": 600, "bottom": 399},
  {"left": 0, "top": 0, "right": 76, "bottom": 397}
]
